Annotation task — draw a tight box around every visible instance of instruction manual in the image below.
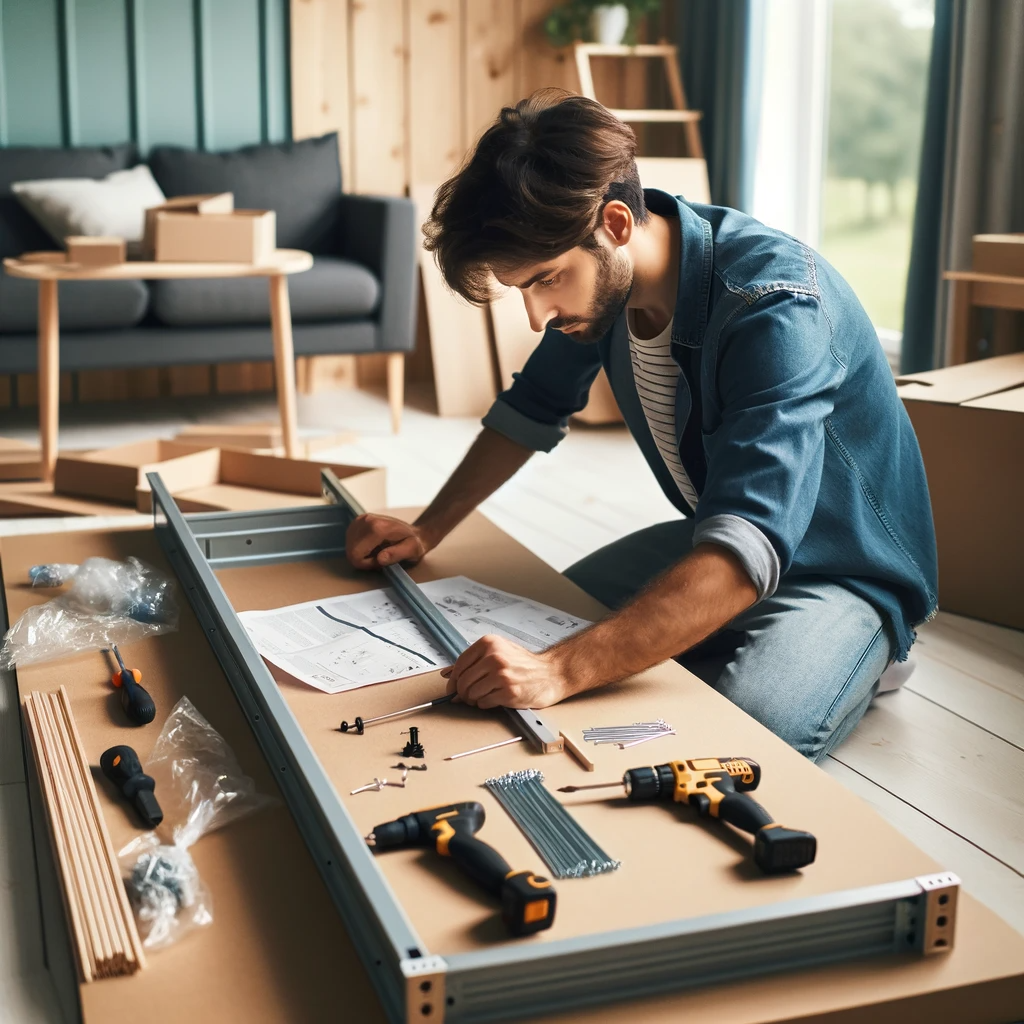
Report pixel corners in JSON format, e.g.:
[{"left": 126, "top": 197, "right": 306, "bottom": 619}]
[{"left": 238, "top": 576, "right": 590, "bottom": 694}]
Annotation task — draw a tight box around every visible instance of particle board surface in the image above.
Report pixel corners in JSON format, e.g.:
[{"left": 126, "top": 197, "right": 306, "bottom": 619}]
[{"left": 3, "top": 519, "right": 1024, "bottom": 1023}]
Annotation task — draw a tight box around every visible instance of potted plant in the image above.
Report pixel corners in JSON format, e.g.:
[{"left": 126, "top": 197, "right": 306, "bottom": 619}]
[{"left": 545, "top": 0, "right": 661, "bottom": 48}]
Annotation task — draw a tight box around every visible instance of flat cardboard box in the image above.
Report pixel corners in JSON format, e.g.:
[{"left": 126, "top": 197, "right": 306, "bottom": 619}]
[
  {"left": 65, "top": 235, "right": 125, "bottom": 265},
  {"left": 141, "top": 192, "right": 233, "bottom": 258},
  {"left": 973, "top": 233, "right": 1024, "bottom": 278},
  {"left": 134, "top": 448, "right": 386, "bottom": 513},
  {"left": 154, "top": 209, "right": 276, "bottom": 264},
  {"left": 172, "top": 423, "right": 356, "bottom": 456},
  {"left": 4, "top": 519, "right": 1021, "bottom": 1024},
  {"left": 0, "top": 481, "right": 138, "bottom": 517},
  {"left": 897, "top": 351, "right": 1024, "bottom": 629},
  {"left": 53, "top": 441, "right": 214, "bottom": 505},
  {"left": 0, "top": 437, "right": 42, "bottom": 481}
]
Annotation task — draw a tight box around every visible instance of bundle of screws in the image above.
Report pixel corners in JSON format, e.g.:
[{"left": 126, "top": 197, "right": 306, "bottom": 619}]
[
  {"left": 485, "top": 769, "right": 619, "bottom": 879},
  {"left": 582, "top": 720, "right": 675, "bottom": 749}
]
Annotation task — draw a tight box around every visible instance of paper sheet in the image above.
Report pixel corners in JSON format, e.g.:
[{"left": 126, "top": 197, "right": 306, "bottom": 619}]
[{"left": 238, "top": 576, "right": 591, "bottom": 694}]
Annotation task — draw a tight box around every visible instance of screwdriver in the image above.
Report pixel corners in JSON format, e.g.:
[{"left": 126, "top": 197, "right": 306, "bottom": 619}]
[
  {"left": 100, "top": 745, "right": 163, "bottom": 827},
  {"left": 109, "top": 644, "right": 156, "bottom": 726},
  {"left": 560, "top": 756, "right": 817, "bottom": 874}
]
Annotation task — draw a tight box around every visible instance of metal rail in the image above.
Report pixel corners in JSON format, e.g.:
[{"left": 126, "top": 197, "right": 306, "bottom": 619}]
[{"left": 320, "top": 468, "right": 563, "bottom": 754}]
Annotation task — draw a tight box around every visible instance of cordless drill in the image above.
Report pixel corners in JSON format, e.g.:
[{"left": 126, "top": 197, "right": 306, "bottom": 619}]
[
  {"left": 366, "top": 801, "right": 556, "bottom": 936},
  {"left": 561, "top": 757, "right": 816, "bottom": 874}
]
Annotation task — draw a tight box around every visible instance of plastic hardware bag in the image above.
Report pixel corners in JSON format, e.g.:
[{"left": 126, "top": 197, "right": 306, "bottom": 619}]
[
  {"left": 118, "top": 697, "right": 276, "bottom": 949},
  {"left": 0, "top": 557, "right": 178, "bottom": 669}
]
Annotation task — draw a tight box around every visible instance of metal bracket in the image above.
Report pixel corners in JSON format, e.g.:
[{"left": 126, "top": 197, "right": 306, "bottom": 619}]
[
  {"left": 321, "top": 468, "right": 563, "bottom": 754},
  {"left": 916, "top": 872, "right": 959, "bottom": 954}
]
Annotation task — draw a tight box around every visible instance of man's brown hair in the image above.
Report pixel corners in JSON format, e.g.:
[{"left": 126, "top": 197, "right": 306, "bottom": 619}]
[{"left": 423, "top": 91, "right": 648, "bottom": 305}]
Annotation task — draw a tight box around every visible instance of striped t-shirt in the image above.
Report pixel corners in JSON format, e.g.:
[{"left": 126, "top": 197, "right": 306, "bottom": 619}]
[{"left": 626, "top": 312, "right": 700, "bottom": 510}]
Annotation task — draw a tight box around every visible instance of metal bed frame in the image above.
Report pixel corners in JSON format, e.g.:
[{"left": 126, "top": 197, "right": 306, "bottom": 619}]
[{"left": 147, "top": 471, "right": 959, "bottom": 1024}]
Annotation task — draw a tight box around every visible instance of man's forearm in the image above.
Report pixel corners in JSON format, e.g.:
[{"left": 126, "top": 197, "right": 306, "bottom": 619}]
[
  {"left": 414, "top": 427, "right": 534, "bottom": 549},
  {"left": 551, "top": 543, "right": 759, "bottom": 693}
]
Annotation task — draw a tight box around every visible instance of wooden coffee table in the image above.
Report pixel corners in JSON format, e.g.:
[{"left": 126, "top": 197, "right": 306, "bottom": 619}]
[{"left": 3, "top": 248, "right": 313, "bottom": 481}]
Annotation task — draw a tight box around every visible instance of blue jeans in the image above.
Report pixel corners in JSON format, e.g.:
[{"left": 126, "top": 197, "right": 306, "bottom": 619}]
[{"left": 563, "top": 520, "right": 895, "bottom": 763}]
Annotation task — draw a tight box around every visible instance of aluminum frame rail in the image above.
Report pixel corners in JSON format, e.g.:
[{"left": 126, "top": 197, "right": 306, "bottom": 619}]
[
  {"left": 147, "top": 472, "right": 960, "bottom": 1024},
  {"left": 319, "top": 467, "right": 562, "bottom": 754}
]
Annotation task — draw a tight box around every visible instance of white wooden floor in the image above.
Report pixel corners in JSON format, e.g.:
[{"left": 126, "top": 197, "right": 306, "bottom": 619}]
[{"left": 1, "top": 385, "right": 1022, "bottom": 1020}]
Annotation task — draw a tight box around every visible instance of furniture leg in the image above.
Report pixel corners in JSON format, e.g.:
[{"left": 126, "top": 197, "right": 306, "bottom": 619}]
[
  {"left": 268, "top": 274, "right": 300, "bottom": 458},
  {"left": 947, "top": 278, "right": 972, "bottom": 365},
  {"left": 386, "top": 353, "right": 404, "bottom": 433},
  {"left": 37, "top": 279, "right": 60, "bottom": 482}
]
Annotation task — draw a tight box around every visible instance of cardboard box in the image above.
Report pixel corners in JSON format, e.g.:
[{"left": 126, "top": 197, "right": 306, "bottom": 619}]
[
  {"left": 53, "top": 441, "right": 214, "bottom": 505},
  {"left": 142, "top": 193, "right": 234, "bottom": 258},
  {"left": 0, "top": 437, "right": 42, "bottom": 481},
  {"left": 897, "top": 351, "right": 1024, "bottom": 629},
  {"left": 135, "top": 449, "right": 386, "bottom": 513},
  {"left": 154, "top": 209, "right": 276, "bottom": 264},
  {"left": 173, "top": 423, "right": 356, "bottom": 456},
  {"left": 973, "top": 233, "right": 1024, "bottom": 278},
  {"left": 0, "top": 481, "right": 140, "bottom": 518},
  {"left": 66, "top": 236, "right": 125, "bottom": 265}
]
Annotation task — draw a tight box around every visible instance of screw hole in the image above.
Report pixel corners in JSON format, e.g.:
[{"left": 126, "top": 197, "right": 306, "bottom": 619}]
[
  {"left": 938, "top": 894, "right": 949, "bottom": 905},
  {"left": 420, "top": 981, "right": 432, "bottom": 993},
  {"left": 935, "top": 938, "right": 947, "bottom": 947},
  {"left": 937, "top": 915, "right": 947, "bottom": 927},
  {"left": 254, "top": 714, "right": 261, "bottom": 721},
  {"left": 420, "top": 1004, "right": 432, "bottom": 1016},
  {"left": 447, "top": 997, "right": 455, "bottom": 1006},
  {"left": 246, "top": 538, "right": 253, "bottom": 545}
]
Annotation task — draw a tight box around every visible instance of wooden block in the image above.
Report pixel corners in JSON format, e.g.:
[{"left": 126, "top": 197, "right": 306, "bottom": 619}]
[{"left": 65, "top": 236, "right": 126, "bottom": 265}]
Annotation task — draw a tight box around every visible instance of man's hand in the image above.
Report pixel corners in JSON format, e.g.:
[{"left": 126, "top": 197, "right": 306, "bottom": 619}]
[
  {"left": 345, "top": 513, "right": 433, "bottom": 570},
  {"left": 442, "top": 635, "right": 573, "bottom": 709}
]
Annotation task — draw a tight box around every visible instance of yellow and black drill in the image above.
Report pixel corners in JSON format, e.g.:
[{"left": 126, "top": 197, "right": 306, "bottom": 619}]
[
  {"left": 560, "top": 757, "right": 816, "bottom": 874},
  {"left": 366, "top": 801, "right": 556, "bottom": 936}
]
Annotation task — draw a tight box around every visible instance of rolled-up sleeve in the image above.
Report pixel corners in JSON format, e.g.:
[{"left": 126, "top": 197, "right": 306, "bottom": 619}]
[
  {"left": 695, "top": 290, "right": 844, "bottom": 599},
  {"left": 482, "top": 324, "right": 604, "bottom": 453}
]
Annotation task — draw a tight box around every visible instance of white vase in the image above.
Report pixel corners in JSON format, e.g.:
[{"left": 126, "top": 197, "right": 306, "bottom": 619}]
[{"left": 590, "top": 4, "right": 630, "bottom": 45}]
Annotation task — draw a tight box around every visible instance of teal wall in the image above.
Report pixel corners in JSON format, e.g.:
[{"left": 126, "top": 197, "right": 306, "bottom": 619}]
[{"left": 0, "top": 0, "right": 290, "bottom": 153}]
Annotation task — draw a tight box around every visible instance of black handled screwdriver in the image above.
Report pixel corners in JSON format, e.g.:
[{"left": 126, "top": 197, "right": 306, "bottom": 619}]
[
  {"left": 100, "top": 745, "right": 163, "bottom": 827},
  {"left": 109, "top": 644, "right": 156, "bottom": 725}
]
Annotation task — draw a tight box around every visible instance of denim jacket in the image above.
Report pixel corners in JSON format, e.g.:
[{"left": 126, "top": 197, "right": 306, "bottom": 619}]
[{"left": 482, "top": 190, "right": 938, "bottom": 660}]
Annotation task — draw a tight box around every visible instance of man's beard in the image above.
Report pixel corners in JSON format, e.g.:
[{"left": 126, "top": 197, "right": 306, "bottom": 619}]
[{"left": 551, "top": 245, "right": 632, "bottom": 344}]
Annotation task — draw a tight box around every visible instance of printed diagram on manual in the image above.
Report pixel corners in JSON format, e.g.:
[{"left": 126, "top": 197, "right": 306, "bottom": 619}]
[{"left": 239, "top": 576, "right": 590, "bottom": 693}]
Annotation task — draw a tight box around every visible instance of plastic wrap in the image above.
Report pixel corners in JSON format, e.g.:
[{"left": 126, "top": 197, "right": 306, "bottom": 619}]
[
  {"left": 1, "top": 557, "right": 178, "bottom": 669},
  {"left": 118, "top": 697, "right": 275, "bottom": 949}
]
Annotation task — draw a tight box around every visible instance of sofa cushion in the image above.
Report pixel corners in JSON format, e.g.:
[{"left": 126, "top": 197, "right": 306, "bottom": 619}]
[
  {"left": 0, "top": 144, "right": 136, "bottom": 259},
  {"left": 149, "top": 256, "right": 380, "bottom": 328},
  {"left": 0, "top": 276, "right": 148, "bottom": 333},
  {"left": 147, "top": 134, "right": 342, "bottom": 254}
]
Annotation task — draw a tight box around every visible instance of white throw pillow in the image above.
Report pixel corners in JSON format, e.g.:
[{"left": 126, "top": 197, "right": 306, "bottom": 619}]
[{"left": 12, "top": 164, "right": 165, "bottom": 246}]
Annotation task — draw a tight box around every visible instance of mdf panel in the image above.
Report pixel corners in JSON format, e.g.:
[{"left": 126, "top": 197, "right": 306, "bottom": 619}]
[
  {"left": 66, "top": 0, "right": 132, "bottom": 145},
  {"left": 199, "top": 0, "right": 263, "bottom": 150},
  {"left": 131, "top": 0, "right": 200, "bottom": 151},
  {"left": 463, "top": 0, "right": 520, "bottom": 147},
  {"left": 0, "top": 0, "right": 64, "bottom": 145},
  {"left": 407, "top": 0, "right": 462, "bottom": 185},
  {"left": 350, "top": 0, "right": 406, "bottom": 195},
  {"left": 291, "top": 0, "right": 352, "bottom": 184}
]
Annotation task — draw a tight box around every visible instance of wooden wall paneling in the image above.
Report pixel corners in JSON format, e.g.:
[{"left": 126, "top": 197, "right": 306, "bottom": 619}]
[
  {"left": 489, "top": 286, "right": 541, "bottom": 391},
  {"left": 77, "top": 369, "right": 160, "bottom": 402},
  {"left": 0, "top": 0, "right": 64, "bottom": 145},
  {"left": 0, "top": 377, "right": 10, "bottom": 408},
  {"left": 464, "top": 0, "right": 520, "bottom": 146},
  {"left": 517, "top": 0, "right": 576, "bottom": 96},
  {"left": 214, "top": 362, "right": 276, "bottom": 394},
  {"left": 408, "top": 0, "right": 464, "bottom": 184},
  {"left": 350, "top": 0, "right": 407, "bottom": 195},
  {"left": 412, "top": 185, "right": 497, "bottom": 417},
  {"left": 165, "top": 366, "right": 213, "bottom": 397},
  {"left": 14, "top": 374, "right": 72, "bottom": 407}
]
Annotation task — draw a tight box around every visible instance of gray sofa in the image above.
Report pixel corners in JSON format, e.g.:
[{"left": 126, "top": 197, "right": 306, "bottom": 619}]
[{"left": 0, "top": 133, "right": 416, "bottom": 424}]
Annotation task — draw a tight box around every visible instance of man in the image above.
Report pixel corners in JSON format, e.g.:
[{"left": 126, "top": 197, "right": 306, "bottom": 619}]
[{"left": 345, "top": 93, "right": 938, "bottom": 762}]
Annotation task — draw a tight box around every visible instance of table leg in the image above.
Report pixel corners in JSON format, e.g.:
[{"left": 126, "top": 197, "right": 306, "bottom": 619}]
[
  {"left": 386, "top": 353, "right": 404, "bottom": 434},
  {"left": 268, "top": 274, "right": 300, "bottom": 459},
  {"left": 948, "top": 278, "right": 972, "bottom": 365},
  {"left": 38, "top": 279, "right": 60, "bottom": 482}
]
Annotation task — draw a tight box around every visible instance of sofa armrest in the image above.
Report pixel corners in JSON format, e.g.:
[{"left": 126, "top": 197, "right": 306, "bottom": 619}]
[{"left": 337, "top": 193, "right": 417, "bottom": 353}]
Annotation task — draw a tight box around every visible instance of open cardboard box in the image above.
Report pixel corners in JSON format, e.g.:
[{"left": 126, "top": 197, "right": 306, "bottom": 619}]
[
  {"left": 0, "top": 481, "right": 138, "bottom": 517},
  {"left": 0, "top": 437, "right": 42, "bottom": 482},
  {"left": 135, "top": 448, "right": 386, "bottom": 513},
  {"left": 154, "top": 209, "right": 276, "bottom": 263},
  {"left": 973, "top": 233, "right": 1024, "bottom": 278},
  {"left": 897, "top": 351, "right": 1024, "bottom": 629},
  {"left": 172, "top": 423, "right": 355, "bottom": 456},
  {"left": 54, "top": 440, "right": 213, "bottom": 505}
]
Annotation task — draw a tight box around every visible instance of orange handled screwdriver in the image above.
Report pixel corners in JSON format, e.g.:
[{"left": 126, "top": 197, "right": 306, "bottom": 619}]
[{"left": 110, "top": 644, "right": 156, "bottom": 725}]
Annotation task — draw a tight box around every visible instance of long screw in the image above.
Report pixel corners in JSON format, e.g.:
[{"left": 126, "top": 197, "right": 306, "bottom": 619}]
[{"left": 339, "top": 693, "right": 454, "bottom": 734}]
